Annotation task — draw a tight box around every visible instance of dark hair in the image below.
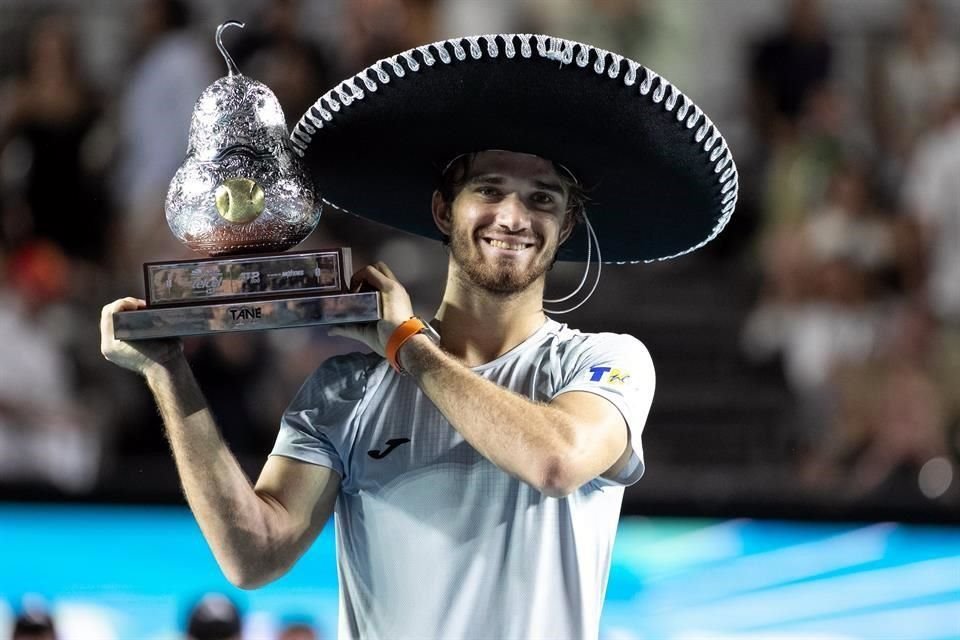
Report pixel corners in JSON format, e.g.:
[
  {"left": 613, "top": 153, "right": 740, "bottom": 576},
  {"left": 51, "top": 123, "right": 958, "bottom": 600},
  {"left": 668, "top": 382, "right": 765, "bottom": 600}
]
[
  {"left": 436, "top": 153, "right": 587, "bottom": 229},
  {"left": 13, "top": 611, "right": 56, "bottom": 639}
]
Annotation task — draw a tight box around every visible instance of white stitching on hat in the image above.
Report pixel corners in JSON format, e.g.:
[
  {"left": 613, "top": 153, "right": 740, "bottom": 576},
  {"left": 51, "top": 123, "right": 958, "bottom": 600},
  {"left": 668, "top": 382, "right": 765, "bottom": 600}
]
[
  {"left": 594, "top": 51, "right": 606, "bottom": 74},
  {"left": 696, "top": 115, "right": 711, "bottom": 142},
  {"left": 452, "top": 40, "right": 466, "bottom": 60},
  {"left": 686, "top": 106, "right": 701, "bottom": 128},
  {"left": 301, "top": 121, "right": 316, "bottom": 134},
  {"left": 435, "top": 42, "right": 451, "bottom": 63},
  {"left": 520, "top": 34, "right": 532, "bottom": 58},
  {"left": 705, "top": 128, "right": 719, "bottom": 151},
  {"left": 665, "top": 85, "right": 679, "bottom": 111},
  {"left": 346, "top": 78, "right": 364, "bottom": 101},
  {"left": 710, "top": 143, "right": 725, "bottom": 162},
  {"left": 373, "top": 62, "right": 390, "bottom": 83},
  {"left": 535, "top": 35, "right": 547, "bottom": 56},
  {"left": 401, "top": 51, "right": 419, "bottom": 71},
  {"left": 292, "top": 130, "right": 308, "bottom": 146},
  {"left": 485, "top": 35, "right": 498, "bottom": 57},
  {"left": 503, "top": 34, "right": 516, "bottom": 58},
  {"left": 335, "top": 85, "right": 352, "bottom": 106},
  {"left": 305, "top": 111, "right": 323, "bottom": 129},
  {"left": 466, "top": 36, "right": 482, "bottom": 59},
  {"left": 576, "top": 44, "right": 590, "bottom": 67},
  {"left": 360, "top": 71, "right": 378, "bottom": 91},
  {"left": 624, "top": 60, "right": 639, "bottom": 85},
  {"left": 388, "top": 56, "right": 405, "bottom": 77},
  {"left": 417, "top": 45, "right": 435, "bottom": 66},
  {"left": 652, "top": 80, "right": 666, "bottom": 104},
  {"left": 721, "top": 168, "right": 736, "bottom": 186},
  {"left": 640, "top": 68, "right": 657, "bottom": 95},
  {"left": 608, "top": 54, "right": 622, "bottom": 78}
]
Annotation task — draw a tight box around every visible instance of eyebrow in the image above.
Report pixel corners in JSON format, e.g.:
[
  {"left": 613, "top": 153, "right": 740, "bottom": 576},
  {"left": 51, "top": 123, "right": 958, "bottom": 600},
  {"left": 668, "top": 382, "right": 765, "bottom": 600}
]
[{"left": 467, "top": 174, "right": 566, "bottom": 196}]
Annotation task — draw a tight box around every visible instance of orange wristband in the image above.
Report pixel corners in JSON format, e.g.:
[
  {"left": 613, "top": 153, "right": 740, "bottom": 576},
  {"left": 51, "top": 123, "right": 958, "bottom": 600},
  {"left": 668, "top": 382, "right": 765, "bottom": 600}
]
[{"left": 386, "top": 317, "right": 427, "bottom": 373}]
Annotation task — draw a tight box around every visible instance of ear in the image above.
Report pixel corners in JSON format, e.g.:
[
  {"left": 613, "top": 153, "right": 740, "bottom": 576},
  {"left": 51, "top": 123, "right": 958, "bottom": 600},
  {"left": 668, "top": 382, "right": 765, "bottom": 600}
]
[
  {"left": 558, "top": 210, "right": 577, "bottom": 246},
  {"left": 431, "top": 190, "right": 453, "bottom": 236}
]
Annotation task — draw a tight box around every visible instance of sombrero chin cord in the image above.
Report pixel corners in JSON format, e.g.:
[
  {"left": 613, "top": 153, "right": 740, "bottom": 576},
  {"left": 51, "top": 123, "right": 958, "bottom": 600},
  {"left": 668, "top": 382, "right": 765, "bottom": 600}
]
[{"left": 544, "top": 211, "right": 602, "bottom": 315}]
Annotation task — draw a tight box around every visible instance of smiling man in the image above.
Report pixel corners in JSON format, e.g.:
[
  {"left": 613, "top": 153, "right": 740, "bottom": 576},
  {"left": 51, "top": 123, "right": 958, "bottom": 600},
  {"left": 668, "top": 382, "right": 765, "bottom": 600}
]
[{"left": 100, "top": 33, "right": 736, "bottom": 640}]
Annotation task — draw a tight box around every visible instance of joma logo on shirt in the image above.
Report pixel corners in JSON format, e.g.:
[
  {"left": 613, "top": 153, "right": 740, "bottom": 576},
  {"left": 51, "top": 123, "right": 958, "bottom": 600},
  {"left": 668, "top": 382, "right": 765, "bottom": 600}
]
[
  {"left": 588, "top": 366, "right": 630, "bottom": 384},
  {"left": 368, "top": 438, "right": 411, "bottom": 459}
]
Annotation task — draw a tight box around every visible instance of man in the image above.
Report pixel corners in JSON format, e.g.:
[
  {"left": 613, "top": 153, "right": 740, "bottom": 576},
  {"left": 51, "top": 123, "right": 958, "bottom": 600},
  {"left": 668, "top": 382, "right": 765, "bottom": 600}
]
[{"left": 101, "top": 33, "right": 736, "bottom": 640}]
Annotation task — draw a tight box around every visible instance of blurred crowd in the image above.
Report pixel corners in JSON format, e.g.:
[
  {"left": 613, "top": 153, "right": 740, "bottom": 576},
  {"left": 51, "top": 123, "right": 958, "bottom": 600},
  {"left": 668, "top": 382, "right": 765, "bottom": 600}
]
[
  {"left": 739, "top": 0, "right": 960, "bottom": 502},
  {"left": 7, "top": 591, "right": 324, "bottom": 640},
  {"left": 0, "top": 0, "right": 957, "bottom": 512}
]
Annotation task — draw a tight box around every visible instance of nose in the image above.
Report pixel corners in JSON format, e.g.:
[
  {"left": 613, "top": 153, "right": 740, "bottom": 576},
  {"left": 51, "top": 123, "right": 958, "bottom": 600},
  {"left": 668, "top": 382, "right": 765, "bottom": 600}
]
[
  {"left": 215, "top": 177, "right": 265, "bottom": 224},
  {"left": 494, "top": 193, "right": 530, "bottom": 231}
]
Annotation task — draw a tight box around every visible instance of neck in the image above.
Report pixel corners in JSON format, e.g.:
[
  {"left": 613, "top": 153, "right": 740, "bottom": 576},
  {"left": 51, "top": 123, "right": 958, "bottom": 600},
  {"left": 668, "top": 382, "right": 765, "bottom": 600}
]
[{"left": 432, "top": 261, "right": 548, "bottom": 367}]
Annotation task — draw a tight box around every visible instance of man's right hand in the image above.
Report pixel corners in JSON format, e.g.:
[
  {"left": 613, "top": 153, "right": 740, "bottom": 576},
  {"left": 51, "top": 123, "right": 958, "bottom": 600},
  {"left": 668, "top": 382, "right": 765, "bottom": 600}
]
[{"left": 100, "top": 297, "right": 184, "bottom": 376}]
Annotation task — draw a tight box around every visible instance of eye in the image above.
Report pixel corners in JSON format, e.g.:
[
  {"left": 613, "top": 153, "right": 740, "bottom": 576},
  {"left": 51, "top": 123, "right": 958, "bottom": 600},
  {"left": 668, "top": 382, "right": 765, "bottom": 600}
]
[
  {"left": 476, "top": 186, "right": 502, "bottom": 198},
  {"left": 530, "top": 192, "right": 556, "bottom": 206}
]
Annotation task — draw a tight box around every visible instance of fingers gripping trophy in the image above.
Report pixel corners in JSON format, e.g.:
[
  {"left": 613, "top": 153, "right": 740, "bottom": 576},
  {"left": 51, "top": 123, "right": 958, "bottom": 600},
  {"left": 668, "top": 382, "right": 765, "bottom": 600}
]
[{"left": 109, "top": 21, "right": 380, "bottom": 342}]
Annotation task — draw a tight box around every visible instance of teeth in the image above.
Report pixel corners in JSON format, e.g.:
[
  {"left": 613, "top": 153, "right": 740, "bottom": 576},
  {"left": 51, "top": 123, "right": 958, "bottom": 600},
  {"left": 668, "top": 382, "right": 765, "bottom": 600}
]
[{"left": 488, "top": 239, "right": 526, "bottom": 251}]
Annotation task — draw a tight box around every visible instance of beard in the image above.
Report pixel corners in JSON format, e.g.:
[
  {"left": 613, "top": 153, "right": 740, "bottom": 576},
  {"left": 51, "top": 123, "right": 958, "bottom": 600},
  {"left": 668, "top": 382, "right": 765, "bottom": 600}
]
[{"left": 448, "top": 228, "right": 556, "bottom": 295}]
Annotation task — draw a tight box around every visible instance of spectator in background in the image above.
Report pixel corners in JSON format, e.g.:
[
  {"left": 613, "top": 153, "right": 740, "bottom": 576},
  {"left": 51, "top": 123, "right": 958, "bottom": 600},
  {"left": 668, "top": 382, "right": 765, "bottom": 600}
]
[
  {"left": 804, "top": 303, "right": 951, "bottom": 498},
  {"left": 0, "top": 13, "right": 111, "bottom": 264},
  {"left": 748, "top": 0, "right": 832, "bottom": 139},
  {"left": 756, "top": 84, "right": 856, "bottom": 255},
  {"left": 874, "top": 0, "right": 960, "bottom": 170},
  {"left": 903, "top": 94, "right": 960, "bottom": 433},
  {"left": 185, "top": 593, "right": 242, "bottom": 640},
  {"left": 0, "top": 240, "right": 101, "bottom": 492},
  {"left": 229, "top": 0, "right": 335, "bottom": 125},
  {"left": 11, "top": 609, "right": 56, "bottom": 640},
  {"left": 279, "top": 621, "right": 320, "bottom": 640},
  {"left": 743, "top": 162, "right": 898, "bottom": 454},
  {"left": 339, "top": 0, "right": 439, "bottom": 74},
  {"left": 521, "top": 0, "right": 699, "bottom": 94},
  {"left": 112, "top": 0, "right": 215, "bottom": 273}
]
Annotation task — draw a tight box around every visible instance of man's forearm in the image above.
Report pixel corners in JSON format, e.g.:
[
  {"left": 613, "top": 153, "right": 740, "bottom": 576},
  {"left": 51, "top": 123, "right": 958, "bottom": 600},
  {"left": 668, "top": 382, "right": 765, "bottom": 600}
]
[
  {"left": 400, "top": 336, "right": 582, "bottom": 495},
  {"left": 144, "top": 358, "right": 288, "bottom": 586}
]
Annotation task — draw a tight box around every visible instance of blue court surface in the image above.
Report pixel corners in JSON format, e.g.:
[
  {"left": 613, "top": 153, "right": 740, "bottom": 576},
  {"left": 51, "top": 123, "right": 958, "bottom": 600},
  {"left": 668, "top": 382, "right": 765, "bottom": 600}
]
[{"left": 2, "top": 505, "right": 958, "bottom": 639}]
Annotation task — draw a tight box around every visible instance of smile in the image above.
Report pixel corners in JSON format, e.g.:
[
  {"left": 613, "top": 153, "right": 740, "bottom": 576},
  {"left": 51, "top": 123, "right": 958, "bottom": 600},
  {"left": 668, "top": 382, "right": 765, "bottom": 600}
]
[{"left": 483, "top": 238, "right": 534, "bottom": 252}]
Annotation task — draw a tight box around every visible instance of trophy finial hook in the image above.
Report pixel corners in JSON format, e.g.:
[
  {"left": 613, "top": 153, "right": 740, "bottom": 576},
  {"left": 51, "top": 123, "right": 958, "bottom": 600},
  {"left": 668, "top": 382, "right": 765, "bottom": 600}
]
[{"left": 216, "top": 21, "right": 245, "bottom": 76}]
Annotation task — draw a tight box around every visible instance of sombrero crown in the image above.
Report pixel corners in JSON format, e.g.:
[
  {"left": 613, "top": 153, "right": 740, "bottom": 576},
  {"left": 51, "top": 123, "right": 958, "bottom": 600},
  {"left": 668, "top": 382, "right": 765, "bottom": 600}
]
[{"left": 291, "top": 34, "right": 737, "bottom": 263}]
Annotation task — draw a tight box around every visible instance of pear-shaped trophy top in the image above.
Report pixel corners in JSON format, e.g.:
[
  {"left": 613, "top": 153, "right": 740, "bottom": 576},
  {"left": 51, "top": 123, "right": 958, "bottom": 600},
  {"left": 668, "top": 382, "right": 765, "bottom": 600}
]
[{"left": 165, "top": 21, "right": 320, "bottom": 256}]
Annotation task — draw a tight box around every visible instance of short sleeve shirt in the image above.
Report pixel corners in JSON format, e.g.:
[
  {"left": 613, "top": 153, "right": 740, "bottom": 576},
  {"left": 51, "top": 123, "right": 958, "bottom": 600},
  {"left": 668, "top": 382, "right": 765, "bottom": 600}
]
[{"left": 271, "top": 319, "right": 655, "bottom": 640}]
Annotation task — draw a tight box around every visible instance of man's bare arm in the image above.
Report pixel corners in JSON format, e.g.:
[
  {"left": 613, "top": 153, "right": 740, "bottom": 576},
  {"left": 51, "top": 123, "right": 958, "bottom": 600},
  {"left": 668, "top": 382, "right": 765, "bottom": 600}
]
[
  {"left": 328, "top": 264, "right": 641, "bottom": 497},
  {"left": 101, "top": 299, "right": 338, "bottom": 588},
  {"left": 400, "top": 335, "right": 632, "bottom": 497}
]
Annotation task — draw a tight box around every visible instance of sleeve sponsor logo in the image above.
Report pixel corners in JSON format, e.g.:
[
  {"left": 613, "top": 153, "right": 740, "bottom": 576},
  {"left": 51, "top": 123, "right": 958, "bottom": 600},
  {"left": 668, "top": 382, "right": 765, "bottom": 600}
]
[{"left": 588, "top": 366, "right": 630, "bottom": 384}]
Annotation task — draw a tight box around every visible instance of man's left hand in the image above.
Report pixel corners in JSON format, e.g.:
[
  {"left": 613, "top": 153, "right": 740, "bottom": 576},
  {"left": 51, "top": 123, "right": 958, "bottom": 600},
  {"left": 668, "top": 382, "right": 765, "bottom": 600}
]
[{"left": 329, "top": 262, "right": 414, "bottom": 356}]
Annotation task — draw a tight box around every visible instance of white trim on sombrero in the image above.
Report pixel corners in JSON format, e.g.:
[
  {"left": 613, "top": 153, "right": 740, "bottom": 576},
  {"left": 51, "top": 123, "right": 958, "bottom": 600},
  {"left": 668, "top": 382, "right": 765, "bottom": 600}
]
[{"left": 289, "top": 33, "right": 738, "bottom": 264}]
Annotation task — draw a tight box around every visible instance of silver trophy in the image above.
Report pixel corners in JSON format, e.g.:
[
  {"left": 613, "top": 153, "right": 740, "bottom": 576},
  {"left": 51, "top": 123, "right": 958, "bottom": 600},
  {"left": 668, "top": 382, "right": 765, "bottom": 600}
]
[{"left": 114, "top": 21, "right": 380, "bottom": 340}]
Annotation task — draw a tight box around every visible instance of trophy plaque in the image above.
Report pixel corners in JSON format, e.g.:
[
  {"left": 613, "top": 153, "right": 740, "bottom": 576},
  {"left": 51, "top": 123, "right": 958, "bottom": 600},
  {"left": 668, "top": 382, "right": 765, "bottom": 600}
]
[{"left": 114, "top": 21, "right": 379, "bottom": 340}]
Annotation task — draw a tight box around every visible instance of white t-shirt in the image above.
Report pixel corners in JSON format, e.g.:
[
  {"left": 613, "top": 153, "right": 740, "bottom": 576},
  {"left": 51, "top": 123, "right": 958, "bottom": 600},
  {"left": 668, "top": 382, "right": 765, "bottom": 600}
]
[{"left": 271, "top": 319, "right": 654, "bottom": 640}]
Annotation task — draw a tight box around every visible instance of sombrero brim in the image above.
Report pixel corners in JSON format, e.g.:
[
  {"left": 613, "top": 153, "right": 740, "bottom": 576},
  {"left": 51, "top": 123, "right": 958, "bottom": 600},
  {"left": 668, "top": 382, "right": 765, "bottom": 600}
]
[{"left": 291, "top": 34, "right": 737, "bottom": 263}]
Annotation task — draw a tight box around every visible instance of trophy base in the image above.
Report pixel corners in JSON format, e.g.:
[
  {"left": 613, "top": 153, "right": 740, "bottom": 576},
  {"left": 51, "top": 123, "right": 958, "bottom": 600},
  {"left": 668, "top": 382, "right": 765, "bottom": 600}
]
[{"left": 113, "top": 291, "right": 381, "bottom": 340}]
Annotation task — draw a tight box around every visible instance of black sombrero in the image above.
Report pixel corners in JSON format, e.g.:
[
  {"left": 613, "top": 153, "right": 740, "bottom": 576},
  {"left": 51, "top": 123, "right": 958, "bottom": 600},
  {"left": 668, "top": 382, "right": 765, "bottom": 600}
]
[{"left": 290, "top": 34, "right": 737, "bottom": 264}]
